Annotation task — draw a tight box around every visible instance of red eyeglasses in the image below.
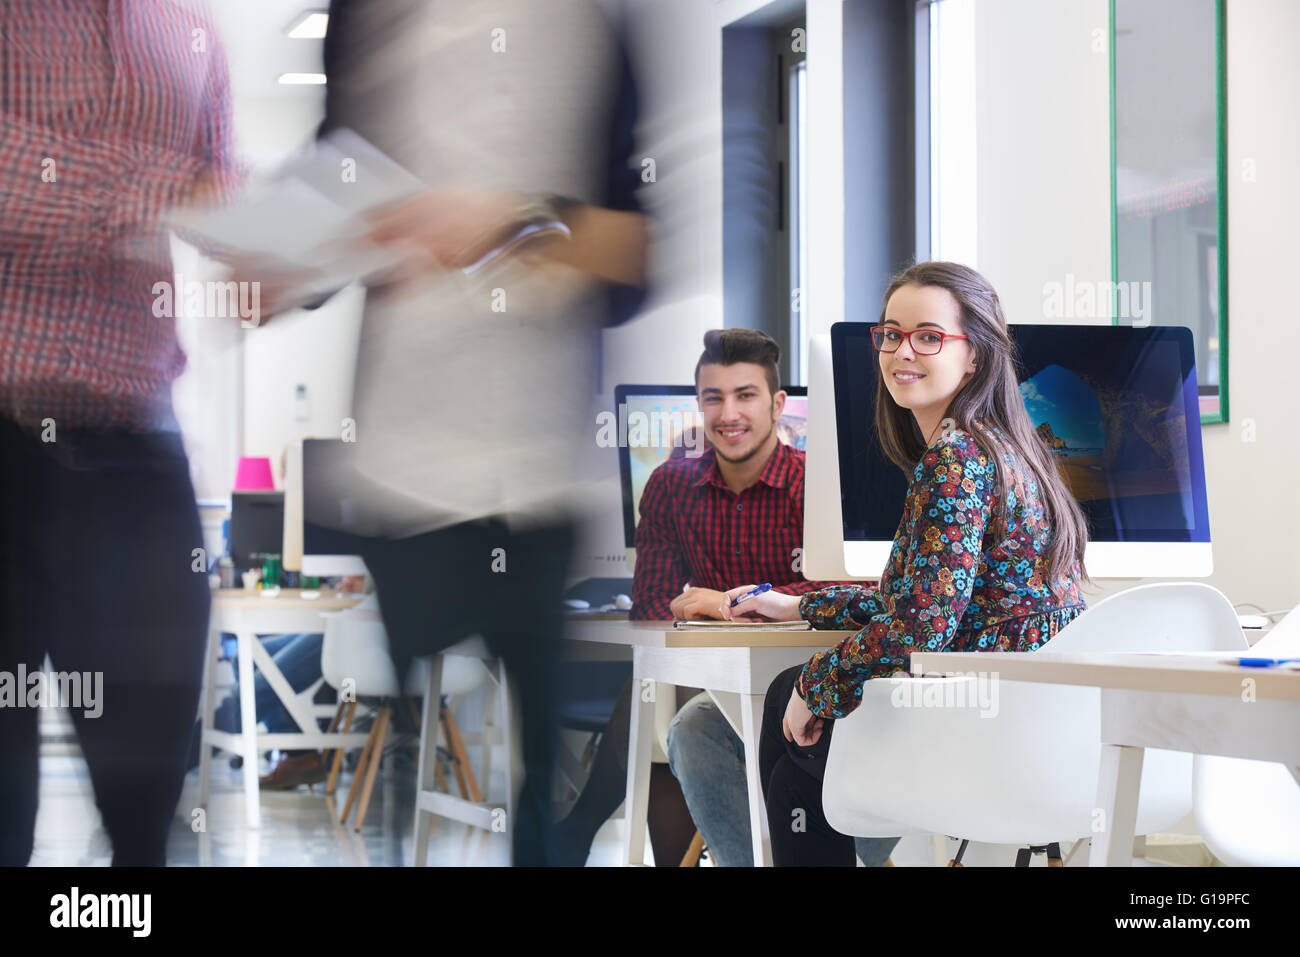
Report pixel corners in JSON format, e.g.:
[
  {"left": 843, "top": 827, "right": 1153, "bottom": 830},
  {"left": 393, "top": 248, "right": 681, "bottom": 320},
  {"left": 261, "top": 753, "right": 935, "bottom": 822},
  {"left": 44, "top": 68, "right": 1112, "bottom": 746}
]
[{"left": 870, "top": 325, "right": 969, "bottom": 356}]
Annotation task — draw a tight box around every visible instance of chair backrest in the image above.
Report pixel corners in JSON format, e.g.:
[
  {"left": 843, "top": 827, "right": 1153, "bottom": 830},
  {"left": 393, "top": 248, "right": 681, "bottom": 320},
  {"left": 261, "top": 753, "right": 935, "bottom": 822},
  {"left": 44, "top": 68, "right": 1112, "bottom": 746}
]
[
  {"left": 321, "top": 593, "right": 401, "bottom": 696},
  {"left": 1039, "top": 581, "right": 1246, "bottom": 654},
  {"left": 1192, "top": 604, "right": 1300, "bottom": 866},
  {"left": 1249, "top": 604, "right": 1300, "bottom": 654}
]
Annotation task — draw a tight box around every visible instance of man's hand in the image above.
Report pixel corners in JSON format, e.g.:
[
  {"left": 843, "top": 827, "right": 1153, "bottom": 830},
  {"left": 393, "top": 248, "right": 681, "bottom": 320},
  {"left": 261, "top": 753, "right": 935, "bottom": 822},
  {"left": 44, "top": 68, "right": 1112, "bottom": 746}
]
[
  {"left": 364, "top": 188, "right": 528, "bottom": 278},
  {"left": 782, "top": 684, "right": 824, "bottom": 747},
  {"left": 214, "top": 255, "right": 328, "bottom": 327},
  {"left": 669, "top": 587, "right": 729, "bottom": 621}
]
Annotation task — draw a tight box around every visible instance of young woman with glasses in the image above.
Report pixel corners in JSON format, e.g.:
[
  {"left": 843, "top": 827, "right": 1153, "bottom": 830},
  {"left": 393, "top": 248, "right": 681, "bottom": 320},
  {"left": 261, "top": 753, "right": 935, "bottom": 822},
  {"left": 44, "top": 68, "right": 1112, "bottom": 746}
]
[{"left": 719, "top": 261, "right": 1090, "bottom": 866}]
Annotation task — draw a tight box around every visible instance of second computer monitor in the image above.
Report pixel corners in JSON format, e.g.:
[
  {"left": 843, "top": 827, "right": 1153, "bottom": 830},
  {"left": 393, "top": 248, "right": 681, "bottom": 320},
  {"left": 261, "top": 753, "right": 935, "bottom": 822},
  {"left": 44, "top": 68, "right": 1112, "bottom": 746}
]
[
  {"left": 614, "top": 384, "right": 807, "bottom": 571},
  {"left": 830, "top": 322, "right": 1212, "bottom": 579}
]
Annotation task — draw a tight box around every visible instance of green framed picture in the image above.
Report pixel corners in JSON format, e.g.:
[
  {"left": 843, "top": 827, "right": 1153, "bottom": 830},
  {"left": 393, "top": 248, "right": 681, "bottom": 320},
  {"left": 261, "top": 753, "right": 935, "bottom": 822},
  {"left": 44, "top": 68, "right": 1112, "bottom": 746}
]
[{"left": 1110, "top": 0, "right": 1228, "bottom": 424}]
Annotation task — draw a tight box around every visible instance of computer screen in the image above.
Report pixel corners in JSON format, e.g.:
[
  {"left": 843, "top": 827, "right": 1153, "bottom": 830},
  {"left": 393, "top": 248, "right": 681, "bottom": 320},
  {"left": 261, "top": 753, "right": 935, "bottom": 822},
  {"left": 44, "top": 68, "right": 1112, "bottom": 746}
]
[
  {"left": 830, "top": 323, "right": 1211, "bottom": 578},
  {"left": 281, "top": 438, "right": 370, "bottom": 577},
  {"left": 230, "top": 491, "right": 285, "bottom": 571},
  {"left": 614, "top": 385, "right": 808, "bottom": 554}
]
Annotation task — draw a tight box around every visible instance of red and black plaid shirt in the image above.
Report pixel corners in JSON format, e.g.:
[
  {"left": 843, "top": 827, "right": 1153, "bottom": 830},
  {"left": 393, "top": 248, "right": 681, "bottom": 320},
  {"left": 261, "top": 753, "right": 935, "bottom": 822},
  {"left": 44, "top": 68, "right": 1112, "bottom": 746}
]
[
  {"left": 631, "top": 440, "right": 836, "bottom": 620},
  {"left": 0, "top": 0, "right": 238, "bottom": 431}
]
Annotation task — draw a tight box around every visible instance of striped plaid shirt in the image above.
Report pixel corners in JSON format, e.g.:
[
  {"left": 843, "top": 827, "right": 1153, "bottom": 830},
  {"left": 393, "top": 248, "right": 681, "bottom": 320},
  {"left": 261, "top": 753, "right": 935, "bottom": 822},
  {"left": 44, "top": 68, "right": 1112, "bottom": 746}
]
[
  {"left": 630, "top": 441, "right": 835, "bottom": 620},
  {"left": 0, "top": 0, "right": 238, "bottom": 431}
]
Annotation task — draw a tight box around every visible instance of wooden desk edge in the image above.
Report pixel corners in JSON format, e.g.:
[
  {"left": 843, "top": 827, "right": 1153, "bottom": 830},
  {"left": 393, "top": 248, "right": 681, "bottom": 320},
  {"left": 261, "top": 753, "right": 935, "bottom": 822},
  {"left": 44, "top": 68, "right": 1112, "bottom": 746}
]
[
  {"left": 912, "top": 651, "right": 1300, "bottom": 701},
  {"left": 663, "top": 629, "right": 854, "bottom": 648}
]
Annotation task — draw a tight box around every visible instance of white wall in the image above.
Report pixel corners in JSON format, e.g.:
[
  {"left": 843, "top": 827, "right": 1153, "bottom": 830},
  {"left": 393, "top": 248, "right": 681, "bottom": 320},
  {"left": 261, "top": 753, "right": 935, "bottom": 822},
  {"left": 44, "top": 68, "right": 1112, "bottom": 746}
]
[
  {"left": 970, "top": 0, "right": 1300, "bottom": 615},
  {"left": 1201, "top": 0, "right": 1300, "bottom": 614},
  {"left": 228, "top": 94, "right": 370, "bottom": 480},
  {"left": 974, "top": 0, "right": 1112, "bottom": 327}
]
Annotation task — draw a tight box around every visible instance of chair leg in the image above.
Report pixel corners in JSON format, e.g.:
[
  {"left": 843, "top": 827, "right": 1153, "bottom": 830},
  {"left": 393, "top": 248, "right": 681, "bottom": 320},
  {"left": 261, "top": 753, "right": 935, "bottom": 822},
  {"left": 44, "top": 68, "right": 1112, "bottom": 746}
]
[
  {"left": 478, "top": 666, "right": 496, "bottom": 800},
  {"left": 441, "top": 706, "right": 470, "bottom": 799},
  {"left": 353, "top": 706, "right": 391, "bottom": 832},
  {"left": 442, "top": 703, "right": 484, "bottom": 803},
  {"left": 679, "top": 831, "right": 706, "bottom": 867},
  {"left": 341, "top": 709, "right": 379, "bottom": 825},
  {"left": 1015, "top": 843, "right": 1060, "bottom": 867},
  {"left": 948, "top": 838, "right": 970, "bottom": 867},
  {"left": 327, "top": 700, "right": 357, "bottom": 795},
  {"left": 413, "top": 656, "right": 444, "bottom": 867}
]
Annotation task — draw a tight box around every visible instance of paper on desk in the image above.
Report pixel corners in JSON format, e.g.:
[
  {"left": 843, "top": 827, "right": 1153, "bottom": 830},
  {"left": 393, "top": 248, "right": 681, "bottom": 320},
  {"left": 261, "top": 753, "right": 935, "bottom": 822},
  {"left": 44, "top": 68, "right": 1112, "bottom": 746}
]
[
  {"left": 673, "top": 620, "right": 811, "bottom": 630},
  {"left": 1126, "top": 651, "right": 1263, "bottom": 657}
]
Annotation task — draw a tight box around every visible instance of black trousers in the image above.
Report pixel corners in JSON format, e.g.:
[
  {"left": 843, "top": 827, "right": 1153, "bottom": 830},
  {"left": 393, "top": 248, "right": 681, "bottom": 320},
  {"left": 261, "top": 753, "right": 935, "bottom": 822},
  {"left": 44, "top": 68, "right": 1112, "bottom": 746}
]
[
  {"left": 0, "top": 418, "right": 210, "bottom": 866},
  {"left": 322, "top": 516, "right": 575, "bottom": 866},
  {"left": 759, "top": 664, "right": 858, "bottom": 866}
]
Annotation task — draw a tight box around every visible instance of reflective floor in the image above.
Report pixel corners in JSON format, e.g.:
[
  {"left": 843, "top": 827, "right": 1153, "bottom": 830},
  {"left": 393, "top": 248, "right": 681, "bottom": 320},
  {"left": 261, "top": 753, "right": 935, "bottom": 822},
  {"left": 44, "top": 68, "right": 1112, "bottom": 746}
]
[
  {"left": 28, "top": 747, "right": 1205, "bottom": 866},
  {"left": 30, "top": 747, "right": 637, "bottom": 867}
]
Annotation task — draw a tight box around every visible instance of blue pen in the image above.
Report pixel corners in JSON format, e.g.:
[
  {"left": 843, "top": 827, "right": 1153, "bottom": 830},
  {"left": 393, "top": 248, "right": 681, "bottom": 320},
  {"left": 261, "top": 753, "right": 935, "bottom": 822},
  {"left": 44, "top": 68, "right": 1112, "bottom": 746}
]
[
  {"left": 731, "top": 583, "right": 773, "bottom": 608},
  {"left": 1234, "top": 657, "right": 1300, "bottom": 668}
]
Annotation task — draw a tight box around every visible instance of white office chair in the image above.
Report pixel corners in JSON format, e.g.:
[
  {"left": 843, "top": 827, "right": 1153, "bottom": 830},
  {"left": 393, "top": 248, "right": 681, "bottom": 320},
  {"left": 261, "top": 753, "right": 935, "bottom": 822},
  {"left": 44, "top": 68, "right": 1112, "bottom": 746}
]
[
  {"left": 1193, "top": 605, "right": 1300, "bottom": 866},
  {"left": 822, "top": 582, "right": 1248, "bottom": 866},
  {"left": 319, "top": 595, "right": 497, "bottom": 835}
]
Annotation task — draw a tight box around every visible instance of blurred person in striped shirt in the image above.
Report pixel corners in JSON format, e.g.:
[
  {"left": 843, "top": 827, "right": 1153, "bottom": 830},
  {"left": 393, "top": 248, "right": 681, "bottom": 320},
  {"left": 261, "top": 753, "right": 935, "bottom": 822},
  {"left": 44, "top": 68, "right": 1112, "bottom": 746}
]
[{"left": 0, "top": 0, "right": 238, "bottom": 866}]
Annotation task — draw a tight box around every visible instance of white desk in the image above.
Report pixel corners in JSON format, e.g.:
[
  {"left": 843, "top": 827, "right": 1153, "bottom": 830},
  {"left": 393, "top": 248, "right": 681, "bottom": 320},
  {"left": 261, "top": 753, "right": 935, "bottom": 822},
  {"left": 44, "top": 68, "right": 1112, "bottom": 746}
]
[
  {"left": 912, "top": 650, "right": 1300, "bottom": 867},
  {"left": 198, "top": 588, "right": 370, "bottom": 828},
  {"left": 565, "top": 620, "right": 850, "bottom": 866}
]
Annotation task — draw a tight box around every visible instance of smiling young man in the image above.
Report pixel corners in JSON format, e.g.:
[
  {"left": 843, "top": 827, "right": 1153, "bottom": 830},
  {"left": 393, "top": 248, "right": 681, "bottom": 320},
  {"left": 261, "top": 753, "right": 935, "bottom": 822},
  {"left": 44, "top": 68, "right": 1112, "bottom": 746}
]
[
  {"left": 622, "top": 329, "right": 892, "bottom": 867},
  {"left": 630, "top": 329, "right": 818, "bottom": 622},
  {"left": 554, "top": 330, "right": 893, "bottom": 865}
]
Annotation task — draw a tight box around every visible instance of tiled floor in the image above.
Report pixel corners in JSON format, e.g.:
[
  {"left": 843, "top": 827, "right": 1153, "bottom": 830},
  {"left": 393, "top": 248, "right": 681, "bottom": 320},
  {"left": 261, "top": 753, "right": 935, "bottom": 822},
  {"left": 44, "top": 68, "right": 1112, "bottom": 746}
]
[
  {"left": 29, "top": 747, "right": 639, "bottom": 867},
  {"left": 29, "top": 745, "right": 1201, "bottom": 866}
]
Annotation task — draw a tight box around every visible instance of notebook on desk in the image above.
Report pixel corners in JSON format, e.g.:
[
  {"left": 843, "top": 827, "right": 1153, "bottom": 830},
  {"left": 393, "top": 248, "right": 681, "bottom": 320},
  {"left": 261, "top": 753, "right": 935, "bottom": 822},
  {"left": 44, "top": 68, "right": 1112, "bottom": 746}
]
[{"left": 673, "top": 620, "right": 811, "bottom": 630}]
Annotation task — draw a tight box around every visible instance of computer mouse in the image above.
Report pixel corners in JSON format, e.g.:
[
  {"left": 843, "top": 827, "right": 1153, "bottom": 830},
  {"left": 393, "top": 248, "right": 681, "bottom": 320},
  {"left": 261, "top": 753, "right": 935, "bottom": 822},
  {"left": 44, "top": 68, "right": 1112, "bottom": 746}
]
[
  {"left": 564, "top": 598, "right": 591, "bottom": 610},
  {"left": 613, "top": 594, "right": 632, "bottom": 610}
]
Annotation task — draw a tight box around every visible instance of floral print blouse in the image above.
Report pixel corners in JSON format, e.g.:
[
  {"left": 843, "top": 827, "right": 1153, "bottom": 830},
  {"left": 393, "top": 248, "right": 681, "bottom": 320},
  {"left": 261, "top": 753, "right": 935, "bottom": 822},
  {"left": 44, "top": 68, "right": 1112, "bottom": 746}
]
[{"left": 797, "top": 424, "right": 1087, "bottom": 719}]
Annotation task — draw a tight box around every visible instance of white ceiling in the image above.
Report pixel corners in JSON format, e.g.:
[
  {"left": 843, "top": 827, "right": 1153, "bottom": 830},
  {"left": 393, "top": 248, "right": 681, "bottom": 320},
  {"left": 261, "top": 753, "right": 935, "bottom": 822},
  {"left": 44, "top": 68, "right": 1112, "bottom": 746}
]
[{"left": 206, "top": 0, "right": 329, "bottom": 99}]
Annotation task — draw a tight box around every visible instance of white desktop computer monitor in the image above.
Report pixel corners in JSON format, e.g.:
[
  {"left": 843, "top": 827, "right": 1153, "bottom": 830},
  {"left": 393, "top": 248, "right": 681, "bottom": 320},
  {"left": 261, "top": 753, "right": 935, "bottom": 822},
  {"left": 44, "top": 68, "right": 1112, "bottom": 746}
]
[
  {"left": 569, "top": 394, "right": 636, "bottom": 583},
  {"left": 803, "top": 335, "right": 863, "bottom": 580},
  {"left": 614, "top": 384, "right": 808, "bottom": 573},
  {"left": 282, "top": 438, "right": 369, "bottom": 578},
  {"left": 821, "top": 322, "right": 1213, "bottom": 579}
]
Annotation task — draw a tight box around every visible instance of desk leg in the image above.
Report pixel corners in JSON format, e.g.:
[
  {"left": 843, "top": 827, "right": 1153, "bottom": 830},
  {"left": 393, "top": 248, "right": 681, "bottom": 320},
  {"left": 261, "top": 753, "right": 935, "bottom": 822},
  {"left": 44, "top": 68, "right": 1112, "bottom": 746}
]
[
  {"left": 197, "top": 625, "right": 221, "bottom": 808},
  {"left": 740, "top": 694, "right": 771, "bottom": 867},
  {"left": 623, "top": 669, "right": 654, "bottom": 866},
  {"left": 1090, "top": 743, "right": 1143, "bottom": 867},
  {"left": 236, "top": 630, "right": 261, "bottom": 829}
]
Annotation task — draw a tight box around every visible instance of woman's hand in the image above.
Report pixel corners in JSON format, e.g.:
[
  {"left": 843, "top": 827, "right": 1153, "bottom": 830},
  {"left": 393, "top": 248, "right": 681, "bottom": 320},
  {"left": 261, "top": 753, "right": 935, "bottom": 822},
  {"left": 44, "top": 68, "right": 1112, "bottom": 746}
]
[
  {"left": 783, "top": 685, "right": 824, "bottom": 746},
  {"left": 717, "top": 585, "right": 802, "bottom": 622}
]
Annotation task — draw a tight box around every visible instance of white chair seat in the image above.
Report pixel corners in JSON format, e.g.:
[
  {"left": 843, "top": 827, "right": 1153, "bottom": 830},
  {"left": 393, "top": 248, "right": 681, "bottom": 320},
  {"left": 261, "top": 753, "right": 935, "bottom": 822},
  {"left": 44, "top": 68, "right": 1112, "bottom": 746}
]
[
  {"left": 824, "top": 582, "right": 1249, "bottom": 852},
  {"left": 321, "top": 593, "right": 489, "bottom": 699},
  {"left": 1193, "top": 606, "right": 1300, "bottom": 866}
]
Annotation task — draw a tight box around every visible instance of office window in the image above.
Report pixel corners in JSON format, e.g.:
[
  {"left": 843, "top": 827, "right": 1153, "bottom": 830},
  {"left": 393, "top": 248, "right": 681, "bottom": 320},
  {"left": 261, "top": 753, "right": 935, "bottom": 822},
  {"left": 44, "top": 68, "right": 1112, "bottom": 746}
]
[{"left": 930, "top": 0, "right": 978, "bottom": 266}]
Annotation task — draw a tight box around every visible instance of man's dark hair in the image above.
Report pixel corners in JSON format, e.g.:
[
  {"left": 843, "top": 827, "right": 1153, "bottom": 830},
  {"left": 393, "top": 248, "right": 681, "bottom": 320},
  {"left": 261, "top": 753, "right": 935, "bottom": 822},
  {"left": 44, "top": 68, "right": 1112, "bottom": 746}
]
[{"left": 693, "top": 328, "right": 781, "bottom": 396}]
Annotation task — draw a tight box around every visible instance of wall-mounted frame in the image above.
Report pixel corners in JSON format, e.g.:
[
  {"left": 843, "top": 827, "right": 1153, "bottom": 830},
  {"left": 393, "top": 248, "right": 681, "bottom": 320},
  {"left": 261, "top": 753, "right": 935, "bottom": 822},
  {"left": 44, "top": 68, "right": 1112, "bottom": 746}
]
[{"left": 1110, "top": 0, "right": 1228, "bottom": 425}]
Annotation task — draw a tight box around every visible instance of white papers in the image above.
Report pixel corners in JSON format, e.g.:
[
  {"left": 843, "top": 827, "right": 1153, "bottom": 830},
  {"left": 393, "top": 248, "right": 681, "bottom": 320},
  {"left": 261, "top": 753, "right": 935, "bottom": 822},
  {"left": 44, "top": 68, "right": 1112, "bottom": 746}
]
[
  {"left": 169, "top": 129, "right": 427, "bottom": 307},
  {"left": 673, "top": 620, "right": 811, "bottom": 630}
]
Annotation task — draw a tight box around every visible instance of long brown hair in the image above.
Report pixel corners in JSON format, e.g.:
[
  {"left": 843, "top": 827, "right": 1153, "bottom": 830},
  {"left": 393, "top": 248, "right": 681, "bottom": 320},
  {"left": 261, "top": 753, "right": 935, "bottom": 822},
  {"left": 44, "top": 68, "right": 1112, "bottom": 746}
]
[{"left": 872, "top": 261, "right": 1089, "bottom": 595}]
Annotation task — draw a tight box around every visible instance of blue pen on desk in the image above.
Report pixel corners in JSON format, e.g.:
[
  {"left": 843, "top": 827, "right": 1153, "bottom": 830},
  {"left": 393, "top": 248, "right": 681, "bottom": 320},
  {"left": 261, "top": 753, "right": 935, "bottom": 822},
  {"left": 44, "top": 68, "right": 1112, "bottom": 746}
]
[
  {"left": 1233, "top": 657, "right": 1300, "bottom": 668},
  {"left": 731, "top": 583, "right": 773, "bottom": 608}
]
